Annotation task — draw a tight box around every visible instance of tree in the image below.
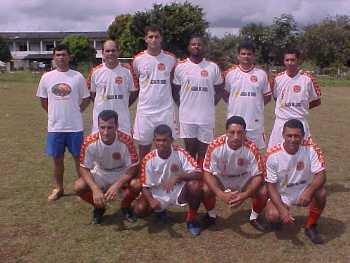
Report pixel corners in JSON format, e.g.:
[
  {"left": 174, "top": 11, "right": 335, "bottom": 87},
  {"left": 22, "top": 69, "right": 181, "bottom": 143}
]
[
  {"left": 0, "top": 37, "right": 11, "bottom": 62},
  {"left": 207, "top": 35, "right": 239, "bottom": 68},
  {"left": 62, "top": 34, "right": 96, "bottom": 66}
]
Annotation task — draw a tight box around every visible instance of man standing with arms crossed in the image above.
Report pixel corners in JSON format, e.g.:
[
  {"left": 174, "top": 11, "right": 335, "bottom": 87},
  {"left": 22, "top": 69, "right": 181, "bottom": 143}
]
[{"left": 36, "top": 44, "right": 90, "bottom": 201}]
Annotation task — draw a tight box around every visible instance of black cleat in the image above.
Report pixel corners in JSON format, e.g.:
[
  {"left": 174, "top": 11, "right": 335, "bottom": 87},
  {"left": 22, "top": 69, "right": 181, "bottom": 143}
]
[
  {"left": 305, "top": 225, "right": 324, "bottom": 244},
  {"left": 92, "top": 207, "right": 106, "bottom": 224},
  {"left": 122, "top": 207, "right": 137, "bottom": 223},
  {"left": 201, "top": 213, "right": 217, "bottom": 227},
  {"left": 250, "top": 218, "right": 268, "bottom": 232}
]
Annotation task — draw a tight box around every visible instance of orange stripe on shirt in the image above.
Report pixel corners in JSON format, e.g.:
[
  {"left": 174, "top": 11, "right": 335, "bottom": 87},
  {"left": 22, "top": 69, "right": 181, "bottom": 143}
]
[
  {"left": 173, "top": 144, "right": 198, "bottom": 168},
  {"left": 243, "top": 139, "right": 265, "bottom": 176},
  {"left": 86, "top": 64, "right": 103, "bottom": 90},
  {"left": 79, "top": 133, "right": 99, "bottom": 164},
  {"left": 117, "top": 130, "right": 138, "bottom": 164},
  {"left": 203, "top": 135, "right": 226, "bottom": 170},
  {"left": 302, "top": 138, "right": 326, "bottom": 168},
  {"left": 223, "top": 65, "right": 238, "bottom": 78},
  {"left": 301, "top": 70, "right": 321, "bottom": 97},
  {"left": 140, "top": 150, "right": 157, "bottom": 185}
]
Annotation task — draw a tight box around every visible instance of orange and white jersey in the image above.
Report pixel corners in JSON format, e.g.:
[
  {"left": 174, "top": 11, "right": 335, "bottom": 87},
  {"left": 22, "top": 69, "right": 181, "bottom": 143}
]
[
  {"left": 224, "top": 66, "right": 271, "bottom": 132},
  {"left": 203, "top": 135, "right": 264, "bottom": 189},
  {"left": 140, "top": 145, "right": 200, "bottom": 189},
  {"left": 80, "top": 130, "right": 138, "bottom": 177},
  {"left": 89, "top": 63, "right": 137, "bottom": 134},
  {"left": 265, "top": 138, "right": 326, "bottom": 205},
  {"left": 272, "top": 70, "right": 321, "bottom": 120},
  {"left": 132, "top": 50, "right": 176, "bottom": 115},
  {"left": 173, "top": 58, "right": 223, "bottom": 125}
]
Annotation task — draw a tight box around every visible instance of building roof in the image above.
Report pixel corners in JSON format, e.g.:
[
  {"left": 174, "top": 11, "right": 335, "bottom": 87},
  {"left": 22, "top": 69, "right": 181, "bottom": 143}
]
[{"left": 0, "top": 31, "right": 107, "bottom": 40}]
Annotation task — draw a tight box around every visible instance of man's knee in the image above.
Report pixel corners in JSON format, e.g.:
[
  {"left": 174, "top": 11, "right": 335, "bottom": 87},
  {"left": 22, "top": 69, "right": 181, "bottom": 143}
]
[
  {"left": 74, "top": 178, "right": 88, "bottom": 194},
  {"left": 129, "top": 178, "right": 142, "bottom": 193},
  {"left": 186, "top": 180, "right": 203, "bottom": 196},
  {"left": 265, "top": 203, "right": 280, "bottom": 223},
  {"left": 202, "top": 182, "right": 215, "bottom": 197},
  {"left": 133, "top": 197, "right": 150, "bottom": 217},
  {"left": 314, "top": 187, "right": 327, "bottom": 202}
]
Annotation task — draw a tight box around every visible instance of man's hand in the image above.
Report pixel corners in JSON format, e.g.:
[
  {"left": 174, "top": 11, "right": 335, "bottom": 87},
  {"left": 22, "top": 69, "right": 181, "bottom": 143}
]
[
  {"left": 229, "top": 191, "right": 248, "bottom": 208},
  {"left": 296, "top": 188, "right": 313, "bottom": 207},
  {"left": 162, "top": 176, "right": 179, "bottom": 193},
  {"left": 92, "top": 189, "right": 106, "bottom": 208},
  {"left": 104, "top": 184, "right": 119, "bottom": 201},
  {"left": 149, "top": 198, "right": 162, "bottom": 211},
  {"left": 219, "top": 190, "right": 239, "bottom": 205},
  {"left": 280, "top": 207, "right": 295, "bottom": 224}
]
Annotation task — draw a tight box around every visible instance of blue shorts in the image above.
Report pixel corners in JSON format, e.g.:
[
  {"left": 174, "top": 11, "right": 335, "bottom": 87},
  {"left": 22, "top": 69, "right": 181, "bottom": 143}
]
[{"left": 46, "top": 132, "right": 84, "bottom": 158}]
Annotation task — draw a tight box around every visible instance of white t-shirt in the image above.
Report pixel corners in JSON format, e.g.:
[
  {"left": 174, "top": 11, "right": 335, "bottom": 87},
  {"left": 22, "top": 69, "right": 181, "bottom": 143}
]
[
  {"left": 36, "top": 69, "right": 90, "bottom": 132},
  {"left": 89, "top": 63, "right": 137, "bottom": 134},
  {"left": 80, "top": 130, "right": 139, "bottom": 177},
  {"left": 132, "top": 50, "right": 176, "bottom": 115},
  {"left": 224, "top": 65, "right": 271, "bottom": 132},
  {"left": 140, "top": 145, "right": 200, "bottom": 189},
  {"left": 265, "top": 139, "right": 326, "bottom": 205},
  {"left": 203, "top": 134, "right": 263, "bottom": 189},
  {"left": 173, "top": 58, "right": 223, "bottom": 126},
  {"left": 272, "top": 70, "right": 321, "bottom": 120}
]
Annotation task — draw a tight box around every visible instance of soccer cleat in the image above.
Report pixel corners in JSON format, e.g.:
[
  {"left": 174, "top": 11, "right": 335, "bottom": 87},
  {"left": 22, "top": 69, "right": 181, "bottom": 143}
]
[
  {"left": 305, "top": 224, "right": 324, "bottom": 244},
  {"left": 270, "top": 222, "right": 283, "bottom": 231},
  {"left": 92, "top": 207, "right": 106, "bottom": 225},
  {"left": 201, "top": 213, "right": 217, "bottom": 227},
  {"left": 250, "top": 217, "right": 268, "bottom": 232},
  {"left": 154, "top": 210, "right": 168, "bottom": 224},
  {"left": 121, "top": 207, "right": 137, "bottom": 223},
  {"left": 187, "top": 220, "right": 201, "bottom": 236},
  {"left": 48, "top": 188, "right": 64, "bottom": 201}
]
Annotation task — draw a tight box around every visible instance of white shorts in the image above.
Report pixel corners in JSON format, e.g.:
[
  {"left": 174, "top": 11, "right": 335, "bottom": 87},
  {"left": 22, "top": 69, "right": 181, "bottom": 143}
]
[
  {"left": 133, "top": 110, "right": 178, "bottom": 145},
  {"left": 91, "top": 168, "right": 124, "bottom": 193},
  {"left": 151, "top": 183, "right": 187, "bottom": 210},
  {"left": 280, "top": 184, "right": 309, "bottom": 207},
  {"left": 216, "top": 174, "right": 254, "bottom": 192},
  {"left": 179, "top": 123, "right": 214, "bottom": 144},
  {"left": 268, "top": 118, "right": 310, "bottom": 149},
  {"left": 246, "top": 130, "right": 266, "bottom": 150}
]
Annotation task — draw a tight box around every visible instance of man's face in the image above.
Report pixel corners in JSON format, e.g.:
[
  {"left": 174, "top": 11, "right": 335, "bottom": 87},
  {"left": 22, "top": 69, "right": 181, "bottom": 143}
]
[
  {"left": 53, "top": 50, "right": 70, "bottom": 69},
  {"left": 237, "top": 48, "right": 255, "bottom": 66},
  {"left": 98, "top": 118, "right": 117, "bottom": 145},
  {"left": 154, "top": 133, "right": 172, "bottom": 155},
  {"left": 188, "top": 37, "right": 203, "bottom": 57},
  {"left": 226, "top": 124, "right": 246, "bottom": 150},
  {"left": 282, "top": 127, "right": 304, "bottom": 154},
  {"left": 145, "top": 30, "right": 162, "bottom": 50},
  {"left": 284, "top": 53, "right": 298, "bottom": 72},
  {"left": 102, "top": 41, "right": 119, "bottom": 65}
]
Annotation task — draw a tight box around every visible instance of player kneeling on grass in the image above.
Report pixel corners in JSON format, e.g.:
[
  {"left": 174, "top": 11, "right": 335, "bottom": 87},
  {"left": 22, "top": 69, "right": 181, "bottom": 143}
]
[
  {"left": 202, "top": 116, "right": 268, "bottom": 231},
  {"left": 133, "top": 124, "right": 203, "bottom": 236},
  {"left": 74, "top": 110, "right": 140, "bottom": 224},
  {"left": 265, "top": 119, "right": 326, "bottom": 244}
]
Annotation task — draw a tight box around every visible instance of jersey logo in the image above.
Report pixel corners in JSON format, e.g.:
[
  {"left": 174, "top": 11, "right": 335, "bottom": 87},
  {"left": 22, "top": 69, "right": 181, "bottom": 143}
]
[
  {"left": 170, "top": 164, "right": 179, "bottom": 173},
  {"left": 201, "top": 70, "right": 209, "bottom": 77},
  {"left": 237, "top": 158, "right": 245, "bottom": 166},
  {"left": 250, "top": 75, "right": 258, "bottom": 82},
  {"left": 296, "top": 161, "right": 304, "bottom": 171},
  {"left": 115, "top": 76, "right": 123, "bottom": 85},
  {"left": 52, "top": 83, "right": 72, "bottom": 97},
  {"left": 112, "top": 152, "right": 121, "bottom": 160},
  {"left": 293, "top": 85, "right": 301, "bottom": 93},
  {"left": 158, "top": 63, "right": 166, "bottom": 71}
]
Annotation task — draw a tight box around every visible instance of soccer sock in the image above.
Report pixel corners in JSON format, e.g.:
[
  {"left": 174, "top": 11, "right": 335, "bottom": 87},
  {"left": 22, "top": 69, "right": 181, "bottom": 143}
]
[
  {"left": 121, "top": 188, "right": 137, "bottom": 209},
  {"left": 79, "top": 191, "right": 94, "bottom": 206},
  {"left": 304, "top": 204, "right": 323, "bottom": 228},
  {"left": 203, "top": 195, "right": 217, "bottom": 218},
  {"left": 251, "top": 195, "right": 268, "bottom": 220},
  {"left": 186, "top": 208, "right": 198, "bottom": 222}
]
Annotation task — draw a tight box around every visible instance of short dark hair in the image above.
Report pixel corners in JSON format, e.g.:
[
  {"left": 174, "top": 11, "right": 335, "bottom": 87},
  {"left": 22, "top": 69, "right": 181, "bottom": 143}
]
[
  {"left": 154, "top": 124, "right": 172, "bottom": 139},
  {"left": 283, "top": 119, "right": 305, "bottom": 136},
  {"left": 144, "top": 25, "right": 162, "bottom": 36},
  {"left": 53, "top": 44, "right": 70, "bottom": 55},
  {"left": 226, "top": 116, "right": 246, "bottom": 130},
  {"left": 98, "top": 110, "right": 118, "bottom": 125},
  {"left": 189, "top": 34, "right": 204, "bottom": 43},
  {"left": 102, "top": 39, "right": 119, "bottom": 51},
  {"left": 283, "top": 48, "right": 300, "bottom": 59},
  {"left": 237, "top": 40, "right": 255, "bottom": 53}
]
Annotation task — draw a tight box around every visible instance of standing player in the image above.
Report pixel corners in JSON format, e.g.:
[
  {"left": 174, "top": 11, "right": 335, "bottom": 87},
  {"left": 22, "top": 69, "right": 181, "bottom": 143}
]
[
  {"left": 265, "top": 119, "right": 326, "bottom": 244},
  {"left": 172, "top": 35, "right": 224, "bottom": 168},
  {"left": 268, "top": 49, "right": 321, "bottom": 148},
  {"left": 88, "top": 40, "right": 138, "bottom": 134},
  {"left": 36, "top": 44, "right": 90, "bottom": 201},
  {"left": 223, "top": 41, "right": 271, "bottom": 150},
  {"left": 134, "top": 125, "right": 203, "bottom": 236},
  {"left": 75, "top": 110, "right": 140, "bottom": 224},
  {"left": 203, "top": 116, "right": 268, "bottom": 231},
  {"left": 132, "top": 25, "right": 177, "bottom": 160}
]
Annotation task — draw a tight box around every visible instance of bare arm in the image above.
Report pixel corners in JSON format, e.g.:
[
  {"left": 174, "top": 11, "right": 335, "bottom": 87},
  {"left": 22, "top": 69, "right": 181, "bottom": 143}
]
[
  {"left": 129, "top": 90, "right": 139, "bottom": 107},
  {"left": 90, "top": 92, "right": 96, "bottom": 102},
  {"left": 214, "top": 83, "right": 225, "bottom": 105},
  {"left": 263, "top": 94, "right": 272, "bottom": 105},
  {"left": 80, "top": 97, "right": 90, "bottom": 112},
  {"left": 309, "top": 99, "right": 321, "bottom": 109},
  {"left": 297, "top": 170, "right": 326, "bottom": 206},
  {"left": 172, "top": 83, "right": 181, "bottom": 107},
  {"left": 142, "top": 187, "right": 161, "bottom": 210},
  {"left": 203, "top": 171, "right": 236, "bottom": 205},
  {"left": 162, "top": 171, "right": 202, "bottom": 192},
  {"left": 80, "top": 166, "right": 105, "bottom": 207},
  {"left": 39, "top": 98, "right": 48, "bottom": 112}
]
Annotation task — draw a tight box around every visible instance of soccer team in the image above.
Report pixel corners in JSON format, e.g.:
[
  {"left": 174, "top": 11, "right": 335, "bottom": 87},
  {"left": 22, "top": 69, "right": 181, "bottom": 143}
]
[{"left": 37, "top": 25, "right": 326, "bottom": 244}]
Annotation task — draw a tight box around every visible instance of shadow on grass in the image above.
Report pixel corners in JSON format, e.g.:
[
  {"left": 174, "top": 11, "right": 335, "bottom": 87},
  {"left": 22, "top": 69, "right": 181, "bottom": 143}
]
[{"left": 326, "top": 183, "right": 350, "bottom": 196}]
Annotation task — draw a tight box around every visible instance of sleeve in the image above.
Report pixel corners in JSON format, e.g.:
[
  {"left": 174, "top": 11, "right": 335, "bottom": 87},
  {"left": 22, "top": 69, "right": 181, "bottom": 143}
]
[
  {"left": 89, "top": 71, "right": 96, "bottom": 92},
  {"left": 179, "top": 150, "right": 199, "bottom": 174},
  {"left": 262, "top": 72, "right": 272, "bottom": 96},
  {"left": 271, "top": 77, "right": 278, "bottom": 99},
  {"left": 79, "top": 74, "right": 90, "bottom": 99},
  {"left": 203, "top": 147, "right": 221, "bottom": 176},
  {"left": 307, "top": 77, "right": 321, "bottom": 103},
  {"left": 310, "top": 144, "right": 326, "bottom": 174},
  {"left": 214, "top": 64, "right": 224, "bottom": 86},
  {"left": 172, "top": 65, "right": 181, "bottom": 85},
  {"left": 224, "top": 71, "right": 232, "bottom": 93},
  {"left": 265, "top": 155, "right": 279, "bottom": 183},
  {"left": 124, "top": 139, "right": 139, "bottom": 168},
  {"left": 36, "top": 75, "right": 48, "bottom": 98},
  {"left": 79, "top": 142, "right": 95, "bottom": 169},
  {"left": 248, "top": 149, "right": 263, "bottom": 177},
  {"left": 140, "top": 159, "right": 157, "bottom": 188}
]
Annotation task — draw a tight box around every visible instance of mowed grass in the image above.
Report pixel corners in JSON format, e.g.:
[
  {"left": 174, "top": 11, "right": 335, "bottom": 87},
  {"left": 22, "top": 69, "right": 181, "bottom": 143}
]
[{"left": 1, "top": 71, "right": 350, "bottom": 263}]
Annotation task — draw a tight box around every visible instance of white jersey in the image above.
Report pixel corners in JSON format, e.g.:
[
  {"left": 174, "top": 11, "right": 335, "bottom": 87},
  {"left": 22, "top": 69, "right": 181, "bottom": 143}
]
[
  {"left": 80, "top": 130, "right": 138, "bottom": 177},
  {"left": 36, "top": 69, "right": 90, "bottom": 132},
  {"left": 173, "top": 58, "right": 223, "bottom": 125},
  {"left": 272, "top": 70, "right": 321, "bottom": 120},
  {"left": 203, "top": 134, "right": 263, "bottom": 190},
  {"left": 132, "top": 50, "right": 176, "bottom": 115},
  {"left": 88, "top": 63, "right": 137, "bottom": 134},
  {"left": 265, "top": 138, "right": 326, "bottom": 206},
  {"left": 141, "top": 145, "right": 200, "bottom": 189},
  {"left": 224, "top": 65, "right": 271, "bottom": 132}
]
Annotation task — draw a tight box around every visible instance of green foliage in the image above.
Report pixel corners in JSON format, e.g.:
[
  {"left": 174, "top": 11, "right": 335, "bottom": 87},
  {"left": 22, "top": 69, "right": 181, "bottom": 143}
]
[
  {"left": 0, "top": 36, "right": 12, "bottom": 62},
  {"left": 62, "top": 34, "right": 96, "bottom": 66},
  {"left": 207, "top": 35, "right": 238, "bottom": 68}
]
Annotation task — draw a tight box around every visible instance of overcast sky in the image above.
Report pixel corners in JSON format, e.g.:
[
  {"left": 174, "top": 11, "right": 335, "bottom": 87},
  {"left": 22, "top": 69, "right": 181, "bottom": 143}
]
[{"left": 1, "top": 0, "right": 349, "bottom": 32}]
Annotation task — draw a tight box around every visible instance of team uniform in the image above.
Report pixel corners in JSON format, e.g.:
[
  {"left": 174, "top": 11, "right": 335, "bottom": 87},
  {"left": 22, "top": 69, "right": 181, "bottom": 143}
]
[
  {"left": 88, "top": 63, "right": 137, "bottom": 134},
  {"left": 268, "top": 70, "right": 321, "bottom": 148},
  {"left": 140, "top": 145, "right": 200, "bottom": 210},
  {"left": 80, "top": 130, "right": 139, "bottom": 191},
  {"left": 265, "top": 139, "right": 326, "bottom": 206},
  {"left": 224, "top": 66, "right": 271, "bottom": 150},
  {"left": 132, "top": 50, "right": 178, "bottom": 145},
  {"left": 36, "top": 69, "right": 90, "bottom": 156},
  {"left": 173, "top": 58, "right": 223, "bottom": 143},
  {"left": 203, "top": 135, "right": 264, "bottom": 191}
]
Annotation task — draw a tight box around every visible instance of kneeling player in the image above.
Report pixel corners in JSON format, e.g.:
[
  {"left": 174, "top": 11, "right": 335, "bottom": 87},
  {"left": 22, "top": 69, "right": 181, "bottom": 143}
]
[
  {"left": 203, "top": 116, "right": 268, "bottom": 231},
  {"left": 74, "top": 110, "right": 140, "bottom": 224},
  {"left": 265, "top": 119, "right": 326, "bottom": 244},
  {"left": 134, "top": 125, "right": 203, "bottom": 236}
]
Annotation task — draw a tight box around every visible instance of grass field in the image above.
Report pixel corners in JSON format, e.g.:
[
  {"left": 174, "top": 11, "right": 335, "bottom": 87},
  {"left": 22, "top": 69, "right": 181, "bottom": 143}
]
[{"left": 1, "top": 71, "right": 350, "bottom": 263}]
